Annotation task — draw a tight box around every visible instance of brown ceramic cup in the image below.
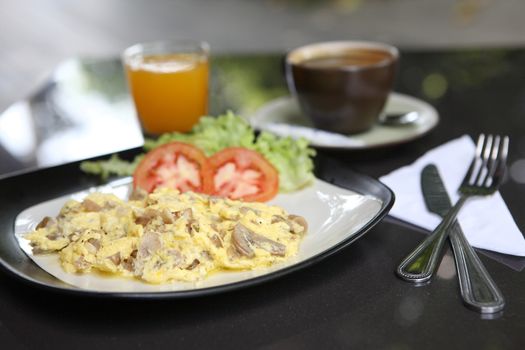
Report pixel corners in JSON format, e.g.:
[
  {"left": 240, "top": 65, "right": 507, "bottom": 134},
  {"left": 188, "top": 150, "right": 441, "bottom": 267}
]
[{"left": 285, "top": 41, "right": 399, "bottom": 134}]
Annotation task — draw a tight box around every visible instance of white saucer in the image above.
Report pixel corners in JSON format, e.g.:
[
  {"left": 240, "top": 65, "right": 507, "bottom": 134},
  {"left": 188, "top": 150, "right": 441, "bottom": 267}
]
[{"left": 249, "top": 92, "right": 439, "bottom": 149}]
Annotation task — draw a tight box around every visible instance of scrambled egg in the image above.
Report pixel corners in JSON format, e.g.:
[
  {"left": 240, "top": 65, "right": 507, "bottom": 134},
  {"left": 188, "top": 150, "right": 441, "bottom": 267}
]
[{"left": 25, "top": 188, "right": 307, "bottom": 284}]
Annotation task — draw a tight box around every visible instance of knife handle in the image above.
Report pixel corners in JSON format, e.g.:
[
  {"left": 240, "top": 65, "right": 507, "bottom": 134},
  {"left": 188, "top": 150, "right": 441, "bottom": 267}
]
[
  {"left": 396, "top": 196, "right": 468, "bottom": 283},
  {"left": 449, "top": 223, "right": 505, "bottom": 313},
  {"left": 395, "top": 223, "right": 449, "bottom": 283}
]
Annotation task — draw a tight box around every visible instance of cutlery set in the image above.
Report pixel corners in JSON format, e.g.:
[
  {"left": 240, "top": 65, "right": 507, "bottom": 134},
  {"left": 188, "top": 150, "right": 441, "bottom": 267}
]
[{"left": 396, "top": 134, "right": 509, "bottom": 314}]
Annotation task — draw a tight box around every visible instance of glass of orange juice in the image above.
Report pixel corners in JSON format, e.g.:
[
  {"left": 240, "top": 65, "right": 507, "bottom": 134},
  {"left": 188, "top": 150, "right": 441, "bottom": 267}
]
[{"left": 122, "top": 40, "right": 209, "bottom": 136}]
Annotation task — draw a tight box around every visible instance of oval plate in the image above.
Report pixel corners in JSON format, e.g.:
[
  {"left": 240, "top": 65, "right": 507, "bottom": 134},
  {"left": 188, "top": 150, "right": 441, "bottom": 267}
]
[{"left": 0, "top": 155, "right": 394, "bottom": 299}]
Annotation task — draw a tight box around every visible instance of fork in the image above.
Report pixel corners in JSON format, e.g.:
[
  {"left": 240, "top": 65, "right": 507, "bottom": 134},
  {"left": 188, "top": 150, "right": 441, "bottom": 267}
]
[{"left": 396, "top": 134, "right": 510, "bottom": 285}]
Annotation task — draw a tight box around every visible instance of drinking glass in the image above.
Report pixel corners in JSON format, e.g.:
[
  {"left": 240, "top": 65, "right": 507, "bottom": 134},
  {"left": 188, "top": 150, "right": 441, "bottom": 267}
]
[{"left": 122, "top": 39, "right": 209, "bottom": 136}]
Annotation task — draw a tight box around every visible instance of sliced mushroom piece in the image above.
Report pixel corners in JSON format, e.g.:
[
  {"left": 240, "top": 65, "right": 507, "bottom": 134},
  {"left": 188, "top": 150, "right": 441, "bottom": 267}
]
[
  {"left": 232, "top": 224, "right": 256, "bottom": 258},
  {"left": 156, "top": 209, "right": 172, "bottom": 224},
  {"left": 68, "top": 232, "right": 80, "bottom": 242},
  {"left": 254, "top": 236, "right": 286, "bottom": 257},
  {"left": 239, "top": 207, "right": 260, "bottom": 216},
  {"left": 210, "top": 234, "right": 223, "bottom": 248},
  {"left": 36, "top": 216, "right": 56, "bottom": 230},
  {"left": 87, "top": 238, "right": 101, "bottom": 250},
  {"left": 32, "top": 247, "right": 49, "bottom": 254},
  {"left": 45, "top": 232, "right": 61, "bottom": 241},
  {"left": 108, "top": 252, "right": 121, "bottom": 265},
  {"left": 82, "top": 199, "right": 102, "bottom": 212},
  {"left": 232, "top": 224, "right": 286, "bottom": 258},
  {"left": 135, "top": 208, "right": 160, "bottom": 226},
  {"left": 186, "top": 259, "right": 200, "bottom": 270},
  {"left": 288, "top": 215, "right": 308, "bottom": 234},
  {"left": 121, "top": 258, "right": 134, "bottom": 272},
  {"left": 174, "top": 208, "right": 194, "bottom": 234},
  {"left": 137, "top": 231, "right": 162, "bottom": 259},
  {"left": 271, "top": 215, "right": 287, "bottom": 225},
  {"left": 85, "top": 238, "right": 100, "bottom": 254}
]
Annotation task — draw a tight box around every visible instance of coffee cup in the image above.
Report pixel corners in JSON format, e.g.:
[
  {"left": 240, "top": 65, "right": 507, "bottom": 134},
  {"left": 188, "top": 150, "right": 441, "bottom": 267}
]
[{"left": 285, "top": 41, "right": 399, "bottom": 134}]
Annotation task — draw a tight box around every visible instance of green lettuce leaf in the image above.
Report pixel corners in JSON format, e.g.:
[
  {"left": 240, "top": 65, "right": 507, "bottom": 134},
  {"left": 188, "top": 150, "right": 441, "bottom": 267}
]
[
  {"left": 144, "top": 111, "right": 256, "bottom": 155},
  {"left": 80, "top": 112, "right": 316, "bottom": 192},
  {"left": 80, "top": 154, "right": 143, "bottom": 180},
  {"left": 254, "top": 132, "right": 316, "bottom": 192}
]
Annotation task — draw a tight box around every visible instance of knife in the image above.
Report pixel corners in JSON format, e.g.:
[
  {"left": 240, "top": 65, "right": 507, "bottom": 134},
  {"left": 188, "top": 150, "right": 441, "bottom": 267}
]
[{"left": 421, "top": 164, "right": 505, "bottom": 313}]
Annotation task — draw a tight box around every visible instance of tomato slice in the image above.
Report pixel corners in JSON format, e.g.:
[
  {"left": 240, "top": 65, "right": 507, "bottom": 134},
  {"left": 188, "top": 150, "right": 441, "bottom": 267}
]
[
  {"left": 208, "top": 147, "right": 279, "bottom": 202},
  {"left": 133, "top": 142, "right": 213, "bottom": 193}
]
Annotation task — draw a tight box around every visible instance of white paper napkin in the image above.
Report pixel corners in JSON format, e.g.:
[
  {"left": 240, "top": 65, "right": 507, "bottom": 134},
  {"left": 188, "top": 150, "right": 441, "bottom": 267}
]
[{"left": 379, "top": 135, "right": 525, "bottom": 256}]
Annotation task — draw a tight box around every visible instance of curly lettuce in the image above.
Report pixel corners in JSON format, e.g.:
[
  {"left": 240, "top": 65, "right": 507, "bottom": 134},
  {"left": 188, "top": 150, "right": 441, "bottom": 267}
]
[{"left": 80, "top": 112, "right": 316, "bottom": 192}]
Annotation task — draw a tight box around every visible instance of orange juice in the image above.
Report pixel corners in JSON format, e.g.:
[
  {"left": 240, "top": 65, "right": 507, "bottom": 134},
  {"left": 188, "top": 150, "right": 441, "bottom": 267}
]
[{"left": 124, "top": 53, "right": 209, "bottom": 135}]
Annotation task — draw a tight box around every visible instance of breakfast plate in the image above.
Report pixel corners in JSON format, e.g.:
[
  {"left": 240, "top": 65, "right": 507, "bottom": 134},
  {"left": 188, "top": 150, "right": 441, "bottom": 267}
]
[
  {"left": 0, "top": 154, "right": 393, "bottom": 298},
  {"left": 249, "top": 92, "right": 439, "bottom": 149}
]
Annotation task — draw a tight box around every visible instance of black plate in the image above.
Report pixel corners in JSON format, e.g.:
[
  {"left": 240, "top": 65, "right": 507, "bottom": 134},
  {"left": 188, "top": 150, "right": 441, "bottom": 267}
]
[{"left": 0, "top": 151, "right": 394, "bottom": 299}]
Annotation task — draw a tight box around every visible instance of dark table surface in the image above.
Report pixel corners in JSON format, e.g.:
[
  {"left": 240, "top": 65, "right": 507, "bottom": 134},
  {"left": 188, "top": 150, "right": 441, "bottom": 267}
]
[{"left": 0, "top": 48, "right": 524, "bottom": 349}]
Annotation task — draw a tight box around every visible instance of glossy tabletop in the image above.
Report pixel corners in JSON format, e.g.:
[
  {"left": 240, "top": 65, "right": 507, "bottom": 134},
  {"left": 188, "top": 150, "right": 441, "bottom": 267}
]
[{"left": 1, "top": 48, "right": 525, "bottom": 349}]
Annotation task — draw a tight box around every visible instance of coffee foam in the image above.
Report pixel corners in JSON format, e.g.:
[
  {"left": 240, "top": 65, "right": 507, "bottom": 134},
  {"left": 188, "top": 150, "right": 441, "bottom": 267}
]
[{"left": 287, "top": 41, "right": 398, "bottom": 68}]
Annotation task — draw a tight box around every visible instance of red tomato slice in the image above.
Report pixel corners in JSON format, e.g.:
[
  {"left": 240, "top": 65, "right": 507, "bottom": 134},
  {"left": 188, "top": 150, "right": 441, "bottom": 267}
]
[
  {"left": 133, "top": 142, "right": 213, "bottom": 194},
  {"left": 208, "top": 147, "right": 279, "bottom": 202}
]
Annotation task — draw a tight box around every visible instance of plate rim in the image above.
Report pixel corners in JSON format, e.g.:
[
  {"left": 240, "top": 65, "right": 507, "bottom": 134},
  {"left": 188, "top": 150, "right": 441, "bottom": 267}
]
[
  {"left": 250, "top": 92, "right": 439, "bottom": 150},
  {"left": 0, "top": 153, "right": 394, "bottom": 299}
]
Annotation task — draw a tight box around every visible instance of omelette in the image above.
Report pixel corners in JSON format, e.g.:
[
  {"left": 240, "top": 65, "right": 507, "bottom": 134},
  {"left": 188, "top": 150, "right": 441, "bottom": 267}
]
[{"left": 25, "top": 188, "right": 307, "bottom": 284}]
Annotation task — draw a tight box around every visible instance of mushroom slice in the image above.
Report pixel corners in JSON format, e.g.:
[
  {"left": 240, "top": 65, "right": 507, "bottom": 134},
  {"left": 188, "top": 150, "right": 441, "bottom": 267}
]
[
  {"left": 185, "top": 259, "right": 200, "bottom": 270},
  {"left": 135, "top": 208, "right": 160, "bottom": 226},
  {"left": 232, "top": 224, "right": 256, "bottom": 258},
  {"left": 271, "top": 215, "right": 286, "bottom": 225},
  {"left": 174, "top": 208, "right": 194, "bottom": 234},
  {"left": 45, "top": 232, "right": 61, "bottom": 241},
  {"left": 232, "top": 224, "right": 286, "bottom": 258},
  {"left": 108, "top": 252, "right": 121, "bottom": 265},
  {"left": 87, "top": 238, "right": 101, "bottom": 250},
  {"left": 122, "top": 259, "right": 134, "bottom": 272},
  {"left": 288, "top": 215, "right": 308, "bottom": 234},
  {"left": 85, "top": 238, "right": 101, "bottom": 254},
  {"left": 122, "top": 249, "right": 138, "bottom": 271},
  {"left": 210, "top": 234, "right": 223, "bottom": 248},
  {"left": 137, "top": 231, "right": 162, "bottom": 259},
  {"left": 239, "top": 207, "right": 260, "bottom": 216},
  {"left": 160, "top": 209, "right": 176, "bottom": 224},
  {"left": 36, "top": 216, "right": 55, "bottom": 230},
  {"left": 82, "top": 199, "right": 102, "bottom": 212}
]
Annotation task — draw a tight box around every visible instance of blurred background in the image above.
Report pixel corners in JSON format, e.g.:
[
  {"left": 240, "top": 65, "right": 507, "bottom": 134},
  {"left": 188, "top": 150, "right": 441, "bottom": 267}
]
[
  {"left": 1, "top": 0, "right": 524, "bottom": 113},
  {"left": 1, "top": 0, "right": 525, "bottom": 177}
]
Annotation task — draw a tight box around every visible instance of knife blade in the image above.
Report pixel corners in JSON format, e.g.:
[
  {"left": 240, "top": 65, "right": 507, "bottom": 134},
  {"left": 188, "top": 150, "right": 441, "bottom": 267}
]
[
  {"left": 421, "top": 164, "right": 505, "bottom": 314},
  {"left": 421, "top": 165, "right": 452, "bottom": 217}
]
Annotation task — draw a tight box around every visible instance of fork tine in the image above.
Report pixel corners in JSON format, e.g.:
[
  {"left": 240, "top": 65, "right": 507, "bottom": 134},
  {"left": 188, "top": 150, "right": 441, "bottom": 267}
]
[
  {"left": 462, "top": 134, "right": 485, "bottom": 186},
  {"left": 482, "top": 135, "right": 501, "bottom": 187},
  {"left": 501, "top": 135, "right": 509, "bottom": 163},
  {"left": 490, "top": 136, "right": 509, "bottom": 188},
  {"left": 475, "top": 134, "right": 493, "bottom": 186}
]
